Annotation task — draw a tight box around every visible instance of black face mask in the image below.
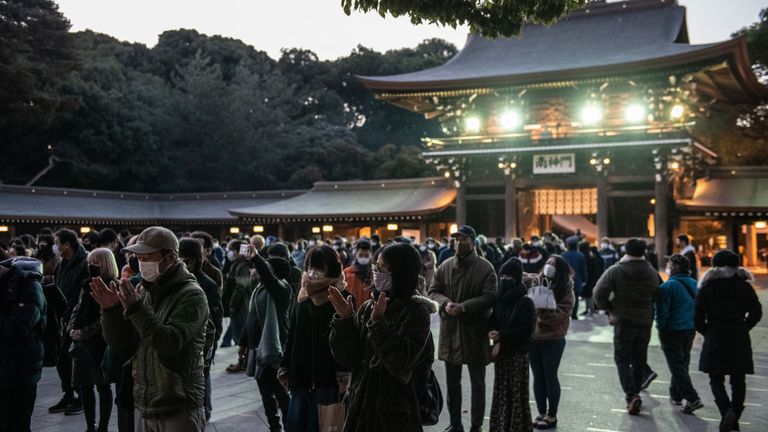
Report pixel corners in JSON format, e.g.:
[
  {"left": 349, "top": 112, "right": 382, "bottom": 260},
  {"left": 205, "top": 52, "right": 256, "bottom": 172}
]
[
  {"left": 128, "top": 256, "right": 140, "bottom": 273},
  {"left": 88, "top": 264, "right": 101, "bottom": 278}
]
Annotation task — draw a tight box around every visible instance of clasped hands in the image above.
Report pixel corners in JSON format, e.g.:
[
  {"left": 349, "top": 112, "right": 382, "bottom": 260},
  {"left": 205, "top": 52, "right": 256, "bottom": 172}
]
[{"left": 90, "top": 276, "right": 144, "bottom": 310}]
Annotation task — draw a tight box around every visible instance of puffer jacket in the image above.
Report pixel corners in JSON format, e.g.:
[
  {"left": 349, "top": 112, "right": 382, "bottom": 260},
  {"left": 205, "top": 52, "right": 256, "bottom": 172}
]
[
  {"left": 55, "top": 244, "right": 89, "bottom": 315},
  {"left": 524, "top": 274, "right": 575, "bottom": 340},
  {"left": 0, "top": 257, "right": 46, "bottom": 385},
  {"left": 429, "top": 250, "right": 496, "bottom": 365},
  {"left": 330, "top": 295, "right": 438, "bottom": 432},
  {"left": 101, "top": 262, "right": 208, "bottom": 416},
  {"left": 593, "top": 256, "right": 660, "bottom": 326}
]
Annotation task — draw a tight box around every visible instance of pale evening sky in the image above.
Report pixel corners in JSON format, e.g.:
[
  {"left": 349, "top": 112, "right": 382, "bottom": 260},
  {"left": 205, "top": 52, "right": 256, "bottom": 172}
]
[{"left": 55, "top": 0, "right": 766, "bottom": 61}]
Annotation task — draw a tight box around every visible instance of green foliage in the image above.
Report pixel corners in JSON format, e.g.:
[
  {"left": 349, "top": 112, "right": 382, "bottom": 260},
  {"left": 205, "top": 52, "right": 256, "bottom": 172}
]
[
  {"left": 341, "top": 0, "right": 586, "bottom": 38},
  {"left": 734, "top": 8, "right": 768, "bottom": 79},
  {"left": 0, "top": 27, "right": 453, "bottom": 191}
]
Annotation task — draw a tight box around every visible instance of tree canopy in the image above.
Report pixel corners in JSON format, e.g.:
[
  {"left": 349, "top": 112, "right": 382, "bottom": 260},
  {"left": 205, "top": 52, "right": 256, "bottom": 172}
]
[{"left": 341, "top": 0, "right": 586, "bottom": 38}]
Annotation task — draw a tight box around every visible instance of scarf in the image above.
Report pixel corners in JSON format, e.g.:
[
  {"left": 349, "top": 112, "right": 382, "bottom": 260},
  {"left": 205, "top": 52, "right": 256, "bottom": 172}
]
[
  {"left": 351, "top": 260, "right": 372, "bottom": 286},
  {"left": 298, "top": 272, "right": 347, "bottom": 306}
]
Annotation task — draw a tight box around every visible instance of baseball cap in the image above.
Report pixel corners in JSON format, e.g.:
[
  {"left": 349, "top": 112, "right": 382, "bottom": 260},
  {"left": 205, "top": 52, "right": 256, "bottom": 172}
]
[
  {"left": 122, "top": 226, "right": 179, "bottom": 255},
  {"left": 450, "top": 225, "right": 477, "bottom": 240}
]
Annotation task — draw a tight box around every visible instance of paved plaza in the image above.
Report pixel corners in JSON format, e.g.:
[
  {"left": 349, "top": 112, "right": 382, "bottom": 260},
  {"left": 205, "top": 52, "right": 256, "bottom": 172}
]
[{"left": 31, "top": 275, "right": 768, "bottom": 432}]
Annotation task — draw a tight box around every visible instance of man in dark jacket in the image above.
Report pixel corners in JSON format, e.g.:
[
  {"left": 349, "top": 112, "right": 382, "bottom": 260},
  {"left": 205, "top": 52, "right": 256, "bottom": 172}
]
[
  {"left": 561, "top": 236, "right": 587, "bottom": 319},
  {"left": 676, "top": 234, "right": 699, "bottom": 279},
  {"left": 93, "top": 226, "right": 209, "bottom": 431},
  {"left": 0, "top": 257, "right": 46, "bottom": 432},
  {"left": 50, "top": 228, "right": 88, "bottom": 415},
  {"left": 594, "top": 238, "right": 659, "bottom": 415},
  {"left": 429, "top": 225, "right": 496, "bottom": 432},
  {"left": 655, "top": 254, "right": 703, "bottom": 414}
]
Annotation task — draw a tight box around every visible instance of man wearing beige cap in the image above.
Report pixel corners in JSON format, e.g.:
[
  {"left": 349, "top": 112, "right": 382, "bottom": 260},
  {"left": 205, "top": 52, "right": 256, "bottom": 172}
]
[{"left": 90, "top": 226, "right": 209, "bottom": 431}]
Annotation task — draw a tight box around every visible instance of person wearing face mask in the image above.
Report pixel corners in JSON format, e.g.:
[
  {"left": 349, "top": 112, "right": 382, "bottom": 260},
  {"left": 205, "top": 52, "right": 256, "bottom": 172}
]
[
  {"left": 526, "top": 255, "right": 574, "bottom": 430},
  {"left": 222, "top": 240, "right": 254, "bottom": 361},
  {"left": 279, "top": 244, "right": 352, "bottom": 431},
  {"left": 49, "top": 228, "right": 89, "bottom": 415},
  {"left": 437, "top": 237, "right": 456, "bottom": 266},
  {"left": 489, "top": 258, "right": 535, "bottom": 432},
  {"left": 92, "top": 226, "right": 209, "bottom": 431},
  {"left": 654, "top": 254, "right": 703, "bottom": 414},
  {"left": 36, "top": 234, "right": 61, "bottom": 286},
  {"left": 329, "top": 242, "right": 438, "bottom": 432},
  {"left": 232, "top": 244, "right": 293, "bottom": 431},
  {"left": 593, "top": 239, "right": 660, "bottom": 416},
  {"left": 418, "top": 239, "right": 437, "bottom": 293},
  {"left": 599, "top": 238, "right": 620, "bottom": 270},
  {"left": 67, "top": 248, "right": 115, "bottom": 432},
  {"left": 429, "top": 225, "right": 497, "bottom": 432},
  {"left": 344, "top": 240, "right": 374, "bottom": 309},
  {"left": 190, "top": 231, "right": 224, "bottom": 290},
  {"left": 291, "top": 239, "right": 308, "bottom": 270}
]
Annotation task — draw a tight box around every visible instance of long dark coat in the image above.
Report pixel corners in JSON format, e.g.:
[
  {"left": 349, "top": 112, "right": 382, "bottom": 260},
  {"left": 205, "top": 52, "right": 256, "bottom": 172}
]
[{"left": 695, "top": 267, "right": 763, "bottom": 375}]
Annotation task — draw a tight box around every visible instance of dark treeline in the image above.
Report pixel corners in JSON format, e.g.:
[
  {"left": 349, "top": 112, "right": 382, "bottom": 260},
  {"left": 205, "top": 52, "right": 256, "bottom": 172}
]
[{"left": 1, "top": 0, "right": 457, "bottom": 192}]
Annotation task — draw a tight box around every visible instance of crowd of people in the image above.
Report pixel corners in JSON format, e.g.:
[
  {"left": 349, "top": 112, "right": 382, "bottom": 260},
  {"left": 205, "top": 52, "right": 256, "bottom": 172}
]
[{"left": 0, "top": 225, "right": 763, "bottom": 432}]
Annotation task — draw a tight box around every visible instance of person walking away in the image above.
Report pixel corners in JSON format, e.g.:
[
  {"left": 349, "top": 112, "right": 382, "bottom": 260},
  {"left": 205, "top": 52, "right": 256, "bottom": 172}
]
[
  {"left": 593, "top": 239, "right": 659, "bottom": 415},
  {"left": 655, "top": 254, "right": 703, "bottom": 413},
  {"left": 695, "top": 250, "right": 763, "bottom": 431},
  {"left": 50, "top": 228, "right": 88, "bottom": 415},
  {"left": 429, "top": 225, "right": 496, "bottom": 432},
  {"left": 526, "top": 255, "right": 574, "bottom": 429},
  {"left": 562, "top": 236, "right": 587, "bottom": 320},
  {"left": 329, "top": 242, "right": 437, "bottom": 432},
  {"left": 579, "top": 243, "right": 603, "bottom": 316},
  {"left": 344, "top": 240, "right": 373, "bottom": 309},
  {"left": 92, "top": 226, "right": 209, "bottom": 431},
  {"left": 68, "top": 248, "right": 115, "bottom": 431},
  {"left": 676, "top": 234, "right": 699, "bottom": 280},
  {"left": 489, "top": 258, "right": 535, "bottom": 432},
  {"left": 279, "top": 245, "right": 352, "bottom": 431},
  {"left": 0, "top": 257, "right": 46, "bottom": 432}
]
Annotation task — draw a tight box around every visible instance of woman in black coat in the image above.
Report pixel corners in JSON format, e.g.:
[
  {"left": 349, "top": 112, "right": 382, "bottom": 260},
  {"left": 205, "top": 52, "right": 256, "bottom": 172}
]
[
  {"left": 489, "top": 257, "right": 535, "bottom": 432},
  {"left": 695, "top": 250, "right": 762, "bottom": 431}
]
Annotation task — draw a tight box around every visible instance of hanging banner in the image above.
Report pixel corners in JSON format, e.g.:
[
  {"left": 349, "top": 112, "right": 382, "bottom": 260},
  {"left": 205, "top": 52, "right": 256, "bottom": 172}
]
[{"left": 533, "top": 153, "right": 576, "bottom": 174}]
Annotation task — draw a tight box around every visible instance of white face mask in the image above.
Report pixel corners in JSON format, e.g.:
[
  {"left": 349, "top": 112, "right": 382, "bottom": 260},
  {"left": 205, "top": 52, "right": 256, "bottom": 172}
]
[
  {"left": 601, "top": 242, "right": 610, "bottom": 249},
  {"left": 427, "top": 242, "right": 436, "bottom": 249},
  {"left": 419, "top": 245, "right": 427, "bottom": 252},
  {"left": 139, "top": 260, "right": 161, "bottom": 282},
  {"left": 543, "top": 264, "right": 556, "bottom": 279},
  {"left": 332, "top": 245, "right": 340, "bottom": 251},
  {"left": 307, "top": 268, "right": 325, "bottom": 281},
  {"left": 226, "top": 251, "right": 236, "bottom": 262},
  {"left": 665, "top": 265, "right": 673, "bottom": 275},
  {"left": 356, "top": 257, "right": 370, "bottom": 266},
  {"left": 373, "top": 270, "right": 392, "bottom": 293},
  {"left": 53, "top": 244, "right": 61, "bottom": 256},
  {"left": 308, "top": 240, "right": 316, "bottom": 247},
  {"left": 532, "top": 241, "right": 542, "bottom": 247}
]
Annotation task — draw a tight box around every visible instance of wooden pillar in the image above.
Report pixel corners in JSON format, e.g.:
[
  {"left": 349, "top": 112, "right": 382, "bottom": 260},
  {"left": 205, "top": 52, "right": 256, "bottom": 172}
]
[
  {"left": 746, "top": 223, "right": 758, "bottom": 266},
  {"left": 654, "top": 177, "right": 670, "bottom": 269},
  {"left": 596, "top": 176, "right": 609, "bottom": 241},
  {"left": 504, "top": 176, "right": 518, "bottom": 240},
  {"left": 277, "top": 224, "right": 285, "bottom": 241},
  {"left": 725, "top": 220, "right": 737, "bottom": 252},
  {"left": 419, "top": 222, "right": 428, "bottom": 244},
  {"left": 456, "top": 183, "right": 467, "bottom": 226}
]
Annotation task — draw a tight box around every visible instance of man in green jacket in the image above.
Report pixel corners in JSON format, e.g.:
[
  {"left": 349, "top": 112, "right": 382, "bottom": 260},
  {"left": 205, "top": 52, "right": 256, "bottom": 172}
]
[
  {"left": 91, "top": 226, "right": 209, "bottom": 431},
  {"left": 429, "top": 225, "right": 497, "bottom": 432}
]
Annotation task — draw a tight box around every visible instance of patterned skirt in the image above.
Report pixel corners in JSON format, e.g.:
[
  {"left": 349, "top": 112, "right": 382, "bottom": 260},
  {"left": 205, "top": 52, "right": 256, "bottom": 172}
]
[{"left": 490, "top": 351, "right": 532, "bottom": 432}]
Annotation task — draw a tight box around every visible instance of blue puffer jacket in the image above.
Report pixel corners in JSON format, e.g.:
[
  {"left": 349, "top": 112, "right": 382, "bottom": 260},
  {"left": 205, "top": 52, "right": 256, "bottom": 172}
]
[
  {"left": 0, "top": 257, "right": 47, "bottom": 385},
  {"left": 655, "top": 273, "right": 697, "bottom": 331}
]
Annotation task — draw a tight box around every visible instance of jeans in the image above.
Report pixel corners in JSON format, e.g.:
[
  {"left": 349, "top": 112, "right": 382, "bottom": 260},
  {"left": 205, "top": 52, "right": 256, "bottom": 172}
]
[
  {"left": 613, "top": 324, "right": 652, "bottom": 401},
  {"left": 0, "top": 383, "right": 36, "bottom": 432},
  {"left": 229, "top": 311, "right": 247, "bottom": 346},
  {"left": 659, "top": 329, "right": 699, "bottom": 402},
  {"left": 445, "top": 362, "right": 486, "bottom": 428},
  {"left": 286, "top": 388, "right": 338, "bottom": 432},
  {"left": 204, "top": 365, "right": 212, "bottom": 420},
  {"left": 257, "top": 366, "right": 290, "bottom": 431},
  {"left": 709, "top": 374, "right": 746, "bottom": 418},
  {"left": 528, "top": 338, "right": 566, "bottom": 417}
]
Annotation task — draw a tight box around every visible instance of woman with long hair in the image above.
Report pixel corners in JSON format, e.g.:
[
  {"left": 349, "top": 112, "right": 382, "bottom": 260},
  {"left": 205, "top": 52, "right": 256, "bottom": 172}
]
[
  {"left": 526, "top": 255, "right": 575, "bottom": 430},
  {"left": 328, "top": 243, "right": 437, "bottom": 432},
  {"left": 68, "top": 248, "right": 115, "bottom": 432}
]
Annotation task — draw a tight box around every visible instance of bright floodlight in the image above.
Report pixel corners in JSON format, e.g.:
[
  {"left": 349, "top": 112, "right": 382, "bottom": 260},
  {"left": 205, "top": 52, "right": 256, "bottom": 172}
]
[
  {"left": 625, "top": 104, "right": 645, "bottom": 123},
  {"left": 581, "top": 104, "right": 603, "bottom": 125},
  {"left": 500, "top": 110, "right": 522, "bottom": 130},
  {"left": 465, "top": 116, "right": 482, "bottom": 132},
  {"left": 670, "top": 104, "right": 684, "bottom": 119}
]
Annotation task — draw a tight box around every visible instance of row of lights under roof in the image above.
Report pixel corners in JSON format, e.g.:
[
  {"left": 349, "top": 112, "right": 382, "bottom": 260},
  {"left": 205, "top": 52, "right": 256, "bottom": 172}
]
[{"left": 463, "top": 102, "right": 686, "bottom": 132}]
